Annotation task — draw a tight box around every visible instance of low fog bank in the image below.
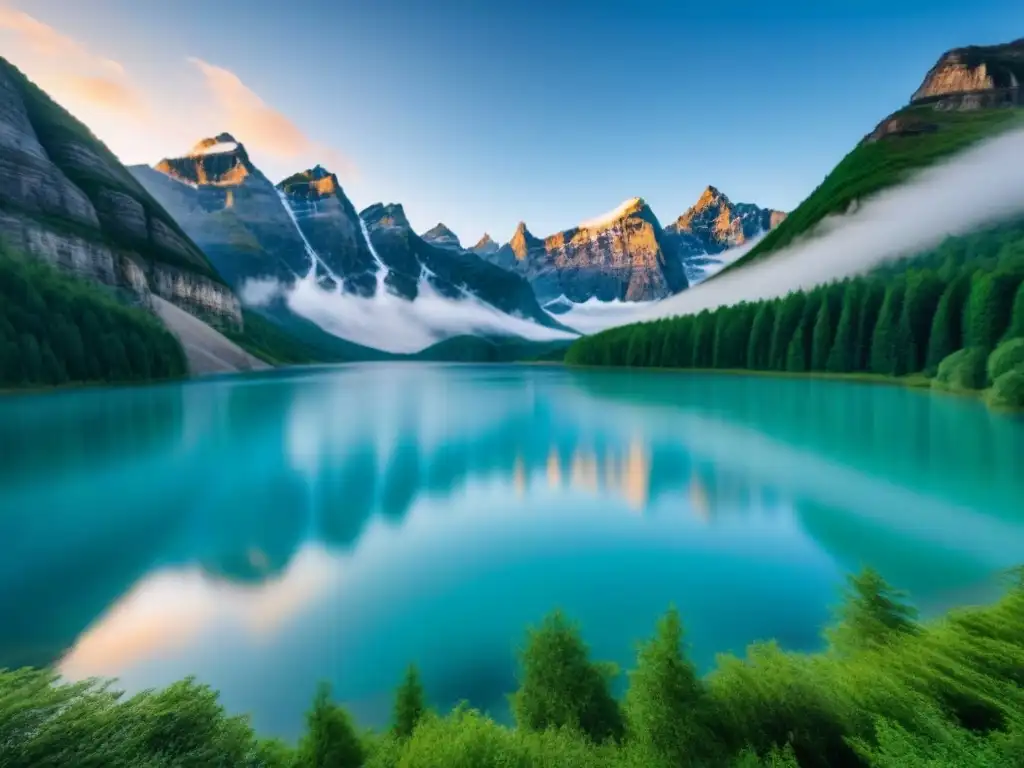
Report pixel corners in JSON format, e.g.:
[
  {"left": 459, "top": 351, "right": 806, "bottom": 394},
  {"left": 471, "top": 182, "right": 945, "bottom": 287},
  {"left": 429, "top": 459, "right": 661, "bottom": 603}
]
[
  {"left": 241, "top": 274, "right": 578, "bottom": 354},
  {"left": 568, "top": 126, "right": 1024, "bottom": 334}
]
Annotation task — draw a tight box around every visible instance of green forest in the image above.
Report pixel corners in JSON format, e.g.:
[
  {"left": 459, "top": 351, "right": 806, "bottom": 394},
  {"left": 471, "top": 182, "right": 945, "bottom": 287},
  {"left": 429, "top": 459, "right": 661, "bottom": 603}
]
[
  {"left": 3, "top": 568, "right": 1023, "bottom": 767},
  {"left": 0, "top": 247, "right": 187, "bottom": 390},
  {"left": 565, "top": 221, "right": 1024, "bottom": 411}
]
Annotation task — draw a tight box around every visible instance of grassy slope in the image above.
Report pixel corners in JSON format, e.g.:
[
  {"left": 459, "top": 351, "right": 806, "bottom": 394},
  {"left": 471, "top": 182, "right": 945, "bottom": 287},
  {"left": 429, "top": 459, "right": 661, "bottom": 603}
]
[
  {"left": 0, "top": 58, "right": 226, "bottom": 285},
  {"left": 725, "top": 106, "right": 1024, "bottom": 273}
]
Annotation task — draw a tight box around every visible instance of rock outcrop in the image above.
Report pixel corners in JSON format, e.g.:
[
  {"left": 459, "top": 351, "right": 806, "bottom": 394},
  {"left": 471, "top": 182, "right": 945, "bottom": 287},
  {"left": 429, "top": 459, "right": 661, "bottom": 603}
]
[
  {"left": 911, "top": 39, "right": 1024, "bottom": 106},
  {"left": 865, "top": 39, "right": 1024, "bottom": 144},
  {"left": 0, "top": 58, "right": 241, "bottom": 329},
  {"left": 470, "top": 233, "right": 499, "bottom": 257}
]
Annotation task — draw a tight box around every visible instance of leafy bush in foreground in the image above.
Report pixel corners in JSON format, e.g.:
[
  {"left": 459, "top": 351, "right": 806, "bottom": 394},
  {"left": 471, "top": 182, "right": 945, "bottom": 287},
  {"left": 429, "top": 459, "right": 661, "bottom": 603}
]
[
  {"left": 987, "top": 338, "right": 1024, "bottom": 384},
  {"left": 3, "top": 568, "right": 1024, "bottom": 767},
  {"left": 986, "top": 368, "right": 1024, "bottom": 410},
  {"left": 933, "top": 348, "right": 989, "bottom": 392}
]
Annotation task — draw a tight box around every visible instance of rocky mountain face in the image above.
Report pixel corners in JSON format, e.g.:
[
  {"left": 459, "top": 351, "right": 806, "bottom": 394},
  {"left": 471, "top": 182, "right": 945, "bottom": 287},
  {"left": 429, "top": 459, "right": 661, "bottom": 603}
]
[
  {"left": 0, "top": 58, "right": 241, "bottom": 328},
  {"left": 421, "top": 223, "right": 462, "bottom": 250},
  {"left": 475, "top": 192, "right": 785, "bottom": 302},
  {"left": 132, "top": 137, "right": 340, "bottom": 291},
  {"left": 910, "top": 38, "right": 1024, "bottom": 106},
  {"left": 470, "top": 233, "right": 499, "bottom": 257},
  {"left": 360, "top": 203, "right": 566, "bottom": 330},
  {"left": 867, "top": 38, "right": 1024, "bottom": 143}
]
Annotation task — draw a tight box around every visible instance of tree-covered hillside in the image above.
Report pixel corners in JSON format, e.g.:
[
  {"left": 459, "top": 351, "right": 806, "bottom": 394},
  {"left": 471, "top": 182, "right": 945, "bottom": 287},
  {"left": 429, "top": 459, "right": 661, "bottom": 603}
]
[
  {"left": 0, "top": 247, "right": 187, "bottom": 389},
  {"left": 566, "top": 221, "right": 1024, "bottom": 411},
  {"left": 725, "top": 106, "right": 1024, "bottom": 274}
]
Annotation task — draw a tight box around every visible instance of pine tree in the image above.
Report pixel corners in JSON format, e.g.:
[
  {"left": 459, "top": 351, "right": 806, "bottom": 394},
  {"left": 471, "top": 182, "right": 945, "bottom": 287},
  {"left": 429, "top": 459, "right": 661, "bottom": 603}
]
[
  {"left": 511, "top": 610, "right": 623, "bottom": 742},
  {"left": 827, "top": 281, "right": 862, "bottom": 373},
  {"left": 1008, "top": 281, "right": 1024, "bottom": 340},
  {"left": 870, "top": 278, "right": 907, "bottom": 376},
  {"left": 769, "top": 293, "right": 806, "bottom": 371},
  {"left": 925, "top": 273, "right": 972, "bottom": 374},
  {"left": 965, "top": 271, "right": 1023, "bottom": 351},
  {"left": 896, "top": 271, "right": 946, "bottom": 374},
  {"left": 786, "top": 330, "right": 807, "bottom": 372},
  {"left": 747, "top": 301, "right": 776, "bottom": 370},
  {"left": 392, "top": 664, "right": 427, "bottom": 739},
  {"left": 826, "top": 567, "right": 919, "bottom": 655},
  {"left": 811, "top": 294, "right": 833, "bottom": 372},
  {"left": 855, "top": 281, "right": 886, "bottom": 372},
  {"left": 297, "top": 682, "right": 365, "bottom": 768},
  {"left": 625, "top": 606, "right": 710, "bottom": 766}
]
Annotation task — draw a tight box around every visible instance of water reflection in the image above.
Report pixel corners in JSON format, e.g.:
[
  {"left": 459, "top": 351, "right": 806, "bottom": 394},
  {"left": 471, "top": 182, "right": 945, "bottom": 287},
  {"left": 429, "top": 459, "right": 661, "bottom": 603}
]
[{"left": 0, "top": 364, "right": 1022, "bottom": 738}]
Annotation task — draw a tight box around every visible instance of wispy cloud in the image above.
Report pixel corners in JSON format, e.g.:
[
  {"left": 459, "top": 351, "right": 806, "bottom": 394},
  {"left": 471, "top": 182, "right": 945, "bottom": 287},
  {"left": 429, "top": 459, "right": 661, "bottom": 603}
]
[
  {"left": 0, "top": 5, "right": 145, "bottom": 118},
  {"left": 188, "top": 57, "right": 355, "bottom": 179}
]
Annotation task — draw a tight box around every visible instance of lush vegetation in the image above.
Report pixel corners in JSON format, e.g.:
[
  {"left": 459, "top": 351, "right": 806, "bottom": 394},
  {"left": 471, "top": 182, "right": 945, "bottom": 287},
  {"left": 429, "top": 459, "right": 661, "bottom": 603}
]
[
  {"left": 3, "top": 568, "right": 1024, "bottom": 766},
  {"left": 411, "top": 335, "right": 573, "bottom": 363},
  {"left": 566, "top": 221, "right": 1024, "bottom": 411},
  {"left": 0, "top": 248, "right": 186, "bottom": 389},
  {"left": 726, "top": 106, "right": 1024, "bottom": 272}
]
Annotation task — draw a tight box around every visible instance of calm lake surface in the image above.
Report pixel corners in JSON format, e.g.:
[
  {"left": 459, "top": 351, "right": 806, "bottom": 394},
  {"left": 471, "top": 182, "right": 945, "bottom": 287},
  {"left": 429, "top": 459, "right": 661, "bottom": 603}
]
[{"left": 1, "top": 363, "right": 1023, "bottom": 739}]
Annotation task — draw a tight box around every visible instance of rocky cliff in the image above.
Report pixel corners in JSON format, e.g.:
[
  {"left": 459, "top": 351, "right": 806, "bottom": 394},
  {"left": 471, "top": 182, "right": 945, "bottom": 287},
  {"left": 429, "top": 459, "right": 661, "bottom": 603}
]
[
  {"left": 866, "top": 38, "right": 1024, "bottom": 143},
  {"left": 422, "top": 223, "right": 462, "bottom": 250},
  {"left": 480, "top": 191, "right": 784, "bottom": 302},
  {"left": 910, "top": 38, "right": 1024, "bottom": 105},
  {"left": 470, "top": 233, "right": 499, "bottom": 257},
  {"left": 0, "top": 58, "right": 241, "bottom": 328}
]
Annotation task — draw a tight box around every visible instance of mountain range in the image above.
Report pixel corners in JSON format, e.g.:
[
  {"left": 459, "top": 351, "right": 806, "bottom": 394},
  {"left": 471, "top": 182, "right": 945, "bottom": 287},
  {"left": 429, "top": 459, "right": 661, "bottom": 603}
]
[{"left": 1, "top": 35, "right": 1022, "bottom": 383}]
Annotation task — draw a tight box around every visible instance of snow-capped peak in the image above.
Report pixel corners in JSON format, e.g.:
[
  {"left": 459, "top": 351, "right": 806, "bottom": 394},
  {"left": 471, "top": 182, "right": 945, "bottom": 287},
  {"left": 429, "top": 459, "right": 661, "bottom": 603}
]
[{"left": 578, "top": 197, "right": 645, "bottom": 230}]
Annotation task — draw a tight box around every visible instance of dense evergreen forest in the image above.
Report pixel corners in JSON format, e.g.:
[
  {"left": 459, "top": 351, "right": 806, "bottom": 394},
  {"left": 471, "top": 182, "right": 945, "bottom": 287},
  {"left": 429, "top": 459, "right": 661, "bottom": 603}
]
[
  {"left": 565, "top": 221, "right": 1024, "bottom": 410},
  {"left": 0, "top": 248, "right": 187, "bottom": 389},
  {"left": 3, "top": 568, "right": 1023, "bottom": 767}
]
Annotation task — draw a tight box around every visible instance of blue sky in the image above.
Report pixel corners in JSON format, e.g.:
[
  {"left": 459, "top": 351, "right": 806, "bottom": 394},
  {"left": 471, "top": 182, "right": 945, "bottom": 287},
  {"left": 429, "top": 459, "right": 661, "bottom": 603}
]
[{"left": 5, "top": 0, "right": 1024, "bottom": 244}]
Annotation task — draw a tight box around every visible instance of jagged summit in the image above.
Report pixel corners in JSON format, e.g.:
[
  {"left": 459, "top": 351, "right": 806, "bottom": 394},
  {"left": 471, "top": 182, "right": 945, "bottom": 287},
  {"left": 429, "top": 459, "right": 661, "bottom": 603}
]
[
  {"left": 578, "top": 197, "right": 648, "bottom": 230},
  {"left": 156, "top": 134, "right": 254, "bottom": 187},
  {"left": 276, "top": 165, "right": 343, "bottom": 200},
  {"left": 361, "top": 202, "right": 410, "bottom": 231},
  {"left": 471, "top": 233, "right": 500, "bottom": 256},
  {"left": 422, "top": 223, "right": 462, "bottom": 249},
  {"left": 510, "top": 221, "right": 543, "bottom": 261},
  {"left": 667, "top": 185, "right": 785, "bottom": 253}
]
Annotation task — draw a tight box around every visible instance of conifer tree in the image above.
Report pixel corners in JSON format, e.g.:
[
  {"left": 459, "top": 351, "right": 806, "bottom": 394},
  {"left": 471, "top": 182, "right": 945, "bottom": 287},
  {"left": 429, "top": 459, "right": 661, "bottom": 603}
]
[
  {"left": 870, "top": 278, "right": 907, "bottom": 376},
  {"left": 896, "top": 271, "right": 945, "bottom": 374},
  {"left": 811, "top": 294, "right": 833, "bottom": 371},
  {"left": 827, "top": 281, "right": 862, "bottom": 373},
  {"left": 769, "top": 293, "right": 807, "bottom": 371},
  {"left": 297, "top": 682, "right": 364, "bottom": 768},
  {"left": 855, "top": 281, "right": 886, "bottom": 372},
  {"left": 747, "top": 301, "right": 776, "bottom": 370},
  {"left": 965, "top": 271, "right": 1023, "bottom": 350},
  {"left": 392, "top": 664, "right": 427, "bottom": 739}
]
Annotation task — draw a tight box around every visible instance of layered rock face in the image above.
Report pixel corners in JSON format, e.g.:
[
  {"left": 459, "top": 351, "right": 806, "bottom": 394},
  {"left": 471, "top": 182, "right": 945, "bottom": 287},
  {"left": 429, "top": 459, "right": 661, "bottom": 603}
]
[
  {"left": 866, "top": 39, "right": 1024, "bottom": 143},
  {"left": 0, "top": 58, "right": 240, "bottom": 328},
  {"left": 360, "top": 203, "right": 566, "bottom": 330},
  {"left": 470, "top": 233, "right": 499, "bottom": 257},
  {"left": 479, "top": 192, "right": 785, "bottom": 302},
  {"left": 910, "top": 39, "right": 1024, "bottom": 106},
  {"left": 421, "top": 223, "right": 462, "bottom": 250}
]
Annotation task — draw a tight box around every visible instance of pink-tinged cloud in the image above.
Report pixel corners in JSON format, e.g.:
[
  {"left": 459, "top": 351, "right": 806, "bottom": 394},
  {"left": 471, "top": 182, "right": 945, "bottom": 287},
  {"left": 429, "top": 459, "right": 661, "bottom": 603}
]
[
  {"left": 63, "top": 75, "right": 148, "bottom": 118},
  {"left": 188, "top": 57, "right": 355, "bottom": 179},
  {"left": 0, "top": 6, "right": 122, "bottom": 73}
]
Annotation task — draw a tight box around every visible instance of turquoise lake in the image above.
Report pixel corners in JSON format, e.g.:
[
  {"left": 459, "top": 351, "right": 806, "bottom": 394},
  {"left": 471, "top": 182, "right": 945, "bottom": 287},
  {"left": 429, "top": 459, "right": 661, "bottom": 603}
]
[{"left": 1, "top": 363, "right": 1023, "bottom": 739}]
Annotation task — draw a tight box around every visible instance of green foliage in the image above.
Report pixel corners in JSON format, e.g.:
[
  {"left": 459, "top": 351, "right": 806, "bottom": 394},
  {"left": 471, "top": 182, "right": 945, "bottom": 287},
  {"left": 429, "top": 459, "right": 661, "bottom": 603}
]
[
  {"left": 925, "top": 274, "right": 972, "bottom": 374},
  {"left": 1008, "top": 282, "right": 1024, "bottom": 340},
  {"left": 392, "top": 665, "right": 427, "bottom": 740},
  {"left": 297, "top": 682, "right": 365, "bottom": 768},
  {"left": 510, "top": 610, "right": 623, "bottom": 743},
  {"left": 768, "top": 292, "right": 806, "bottom": 371},
  {"left": 870, "top": 278, "right": 907, "bottom": 375},
  {"left": 0, "top": 247, "right": 186, "bottom": 389},
  {"left": 746, "top": 301, "right": 776, "bottom": 370},
  {"left": 933, "top": 347, "right": 989, "bottom": 392},
  {"left": 825, "top": 567, "right": 919, "bottom": 655},
  {"left": 965, "top": 271, "right": 1023, "bottom": 351},
  {"left": 986, "top": 368, "right": 1024, "bottom": 411},
  {"left": 811, "top": 291, "right": 835, "bottom": 371},
  {"left": 7, "top": 569, "right": 1024, "bottom": 767},
  {"left": 624, "top": 606, "right": 711, "bottom": 766},
  {"left": 896, "top": 271, "right": 945, "bottom": 373},
  {"left": 827, "top": 281, "right": 862, "bottom": 373},
  {"left": 726, "top": 106, "right": 1024, "bottom": 272},
  {"left": 987, "top": 338, "right": 1024, "bottom": 384}
]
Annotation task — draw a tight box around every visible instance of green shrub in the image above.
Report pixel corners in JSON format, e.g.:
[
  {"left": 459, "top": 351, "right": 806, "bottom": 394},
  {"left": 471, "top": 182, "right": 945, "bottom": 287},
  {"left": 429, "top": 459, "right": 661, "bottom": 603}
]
[
  {"left": 510, "top": 610, "right": 623, "bottom": 743},
  {"left": 988, "top": 338, "right": 1024, "bottom": 384},
  {"left": 986, "top": 368, "right": 1024, "bottom": 411},
  {"left": 933, "top": 348, "right": 989, "bottom": 391}
]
